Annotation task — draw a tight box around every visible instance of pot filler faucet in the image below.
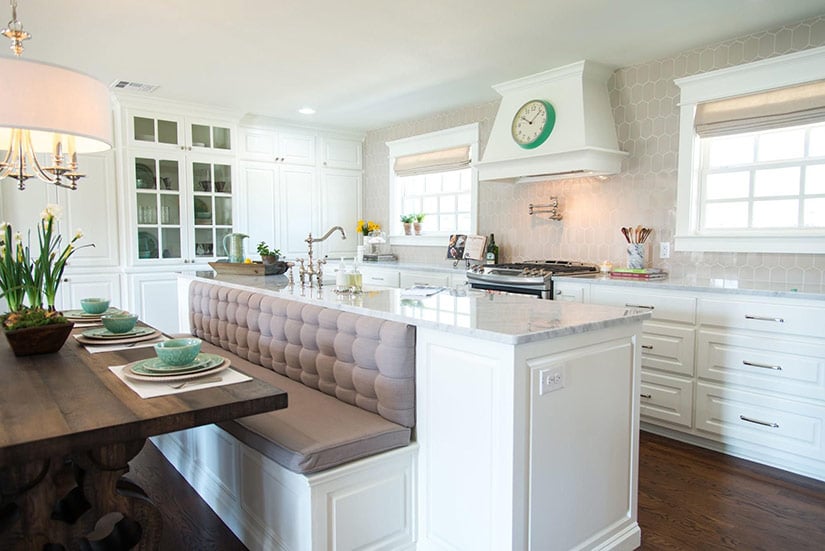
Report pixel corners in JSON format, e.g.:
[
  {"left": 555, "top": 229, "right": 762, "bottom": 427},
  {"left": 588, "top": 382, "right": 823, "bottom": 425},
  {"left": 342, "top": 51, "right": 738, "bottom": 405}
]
[{"left": 298, "top": 226, "right": 347, "bottom": 287}]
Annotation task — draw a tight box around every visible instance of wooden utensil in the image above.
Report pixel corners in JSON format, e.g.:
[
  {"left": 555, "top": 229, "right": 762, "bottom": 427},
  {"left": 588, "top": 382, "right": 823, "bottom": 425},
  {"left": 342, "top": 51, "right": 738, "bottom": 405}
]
[{"left": 621, "top": 227, "right": 631, "bottom": 243}]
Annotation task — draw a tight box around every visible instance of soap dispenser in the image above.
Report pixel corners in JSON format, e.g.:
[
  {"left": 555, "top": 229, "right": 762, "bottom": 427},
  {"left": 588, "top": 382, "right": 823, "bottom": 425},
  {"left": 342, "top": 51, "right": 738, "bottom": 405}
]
[
  {"left": 348, "top": 260, "right": 363, "bottom": 293},
  {"left": 335, "top": 258, "right": 348, "bottom": 292}
]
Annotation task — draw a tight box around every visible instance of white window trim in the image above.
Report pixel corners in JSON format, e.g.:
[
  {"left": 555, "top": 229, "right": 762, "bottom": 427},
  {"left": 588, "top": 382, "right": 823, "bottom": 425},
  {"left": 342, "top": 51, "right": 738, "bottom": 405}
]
[
  {"left": 386, "top": 123, "right": 479, "bottom": 247},
  {"left": 674, "top": 45, "right": 825, "bottom": 254}
]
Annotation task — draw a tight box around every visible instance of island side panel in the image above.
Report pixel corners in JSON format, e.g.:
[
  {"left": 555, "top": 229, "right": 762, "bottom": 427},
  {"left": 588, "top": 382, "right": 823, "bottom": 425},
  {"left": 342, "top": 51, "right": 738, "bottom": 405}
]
[{"left": 415, "top": 322, "right": 642, "bottom": 551}]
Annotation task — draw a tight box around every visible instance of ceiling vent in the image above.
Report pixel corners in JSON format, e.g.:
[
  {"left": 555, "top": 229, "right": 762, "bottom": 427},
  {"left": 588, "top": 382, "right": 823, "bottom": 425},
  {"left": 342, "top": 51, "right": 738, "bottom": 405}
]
[
  {"left": 110, "top": 80, "right": 159, "bottom": 94},
  {"left": 477, "top": 60, "right": 626, "bottom": 182}
]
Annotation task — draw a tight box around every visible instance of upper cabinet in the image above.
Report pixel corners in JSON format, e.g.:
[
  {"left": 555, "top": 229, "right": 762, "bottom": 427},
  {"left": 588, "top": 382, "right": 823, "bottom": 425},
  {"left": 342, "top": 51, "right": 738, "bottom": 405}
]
[
  {"left": 128, "top": 109, "right": 234, "bottom": 155},
  {"left": 240, "top": 127, "right": 316, "bottom": 165},
  {"left": 322, "top": 137, "right": 363, "bottom": 170}
]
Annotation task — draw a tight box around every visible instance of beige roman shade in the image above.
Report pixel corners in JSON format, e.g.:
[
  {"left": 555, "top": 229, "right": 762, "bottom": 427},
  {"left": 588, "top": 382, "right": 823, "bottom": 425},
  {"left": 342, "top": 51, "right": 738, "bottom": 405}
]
[
  {"left": 393, "top": 145, "right": 471, "bottom": 176},
  {"left": 694, "top": 79, "right": 825, "bottom": 137}
]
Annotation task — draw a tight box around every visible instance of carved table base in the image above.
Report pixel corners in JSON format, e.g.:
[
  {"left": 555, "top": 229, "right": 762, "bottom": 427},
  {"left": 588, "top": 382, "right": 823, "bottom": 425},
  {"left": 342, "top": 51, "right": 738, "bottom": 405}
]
[{"left": 0, "top": 439, "right": 161, "bottom": 550}]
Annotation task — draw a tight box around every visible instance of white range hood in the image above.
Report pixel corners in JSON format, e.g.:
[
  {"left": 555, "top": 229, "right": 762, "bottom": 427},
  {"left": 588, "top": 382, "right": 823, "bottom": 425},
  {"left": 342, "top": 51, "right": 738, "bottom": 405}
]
[{"left": 478, "top": 60, "right": 627, "bottom": 182}]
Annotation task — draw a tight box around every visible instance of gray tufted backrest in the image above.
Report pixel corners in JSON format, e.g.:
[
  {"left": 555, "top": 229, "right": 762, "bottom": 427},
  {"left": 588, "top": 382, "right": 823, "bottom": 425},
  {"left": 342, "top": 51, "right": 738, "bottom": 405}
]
[{"left": 189, "top": 280, "right": 416, "bottom": 427}]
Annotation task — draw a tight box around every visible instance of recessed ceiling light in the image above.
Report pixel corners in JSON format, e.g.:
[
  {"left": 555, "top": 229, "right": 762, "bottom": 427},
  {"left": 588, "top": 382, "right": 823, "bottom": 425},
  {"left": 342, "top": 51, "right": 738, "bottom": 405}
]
[{"left": 298, "top": 107, "right": 316, "bottom": 115}]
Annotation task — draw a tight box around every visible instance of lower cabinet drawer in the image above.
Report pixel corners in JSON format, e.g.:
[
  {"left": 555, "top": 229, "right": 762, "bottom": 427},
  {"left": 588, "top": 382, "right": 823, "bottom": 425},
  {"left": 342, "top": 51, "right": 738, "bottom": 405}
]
[
  {"left": 360, "top": 268, "right": 400, "bottom": 288},
  {"left": 399, "top": 271, "right": 450, "bottom": 288},
  {"left": 695, "top": 382, "right": 825, "bottom": 462},
  {"left": 641, "top": 322, "right": 695, "bottom": 377},
  {"left": 697, "top": 329, "right": 825, "bottom": 401},
  {"left": 640, "top": 370, "right": 694, "bottom": 428}
]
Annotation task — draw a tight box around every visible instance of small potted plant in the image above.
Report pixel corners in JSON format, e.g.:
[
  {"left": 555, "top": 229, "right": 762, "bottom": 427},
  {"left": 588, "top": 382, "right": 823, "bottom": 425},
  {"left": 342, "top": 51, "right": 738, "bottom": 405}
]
[
  {"left": 256, "top": 241, "right": 281, "bottom": 265},
  {"left": 400, "top": 214, "right": 414, "bottom": 235},
  {"left": 0, "top": 204, "right": 93, "bottom": 356},
  {"left": 413, "top": 213, "right": 425, "bottom": 235}
]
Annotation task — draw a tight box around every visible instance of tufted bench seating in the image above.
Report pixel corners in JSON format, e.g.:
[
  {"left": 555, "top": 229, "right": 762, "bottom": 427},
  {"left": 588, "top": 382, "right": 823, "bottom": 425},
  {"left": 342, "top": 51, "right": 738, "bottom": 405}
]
[{"left": 187, "top": 279, "right": 417, "bottom": 474}]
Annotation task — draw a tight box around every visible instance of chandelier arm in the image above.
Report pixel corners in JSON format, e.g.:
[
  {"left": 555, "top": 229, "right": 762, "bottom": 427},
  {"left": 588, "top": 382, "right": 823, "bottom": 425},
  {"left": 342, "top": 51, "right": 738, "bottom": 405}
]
[{"left": 23, "top": 131, "right": 58, "bottom": 185}]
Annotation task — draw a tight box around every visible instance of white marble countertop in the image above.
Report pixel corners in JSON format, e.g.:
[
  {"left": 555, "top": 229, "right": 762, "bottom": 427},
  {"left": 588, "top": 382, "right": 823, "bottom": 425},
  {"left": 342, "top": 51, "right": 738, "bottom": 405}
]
[
  {"left": 190, "top": 273, "right": 649, "bottom": 345},
  {"left": 553, "top": 273, "right": 825, "bottom": 301}
]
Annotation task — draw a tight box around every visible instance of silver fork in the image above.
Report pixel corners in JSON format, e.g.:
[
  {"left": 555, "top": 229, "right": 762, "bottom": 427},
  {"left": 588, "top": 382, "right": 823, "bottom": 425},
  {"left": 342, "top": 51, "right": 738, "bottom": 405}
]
[{"left": 169, "top": 376, "right": 223, "bottom": 389}]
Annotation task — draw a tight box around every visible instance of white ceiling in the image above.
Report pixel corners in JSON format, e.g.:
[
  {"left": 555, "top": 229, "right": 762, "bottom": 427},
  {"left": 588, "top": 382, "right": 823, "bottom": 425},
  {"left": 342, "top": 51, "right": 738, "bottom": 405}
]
[{"left": 7, "top": 0, "right": 825, "bottom": 132}]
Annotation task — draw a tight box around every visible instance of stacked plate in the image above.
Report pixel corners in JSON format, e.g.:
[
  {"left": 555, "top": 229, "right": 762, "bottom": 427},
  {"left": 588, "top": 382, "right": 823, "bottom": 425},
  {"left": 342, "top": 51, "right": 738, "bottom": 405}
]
[
  {"left": 124, "top": 353, "right": 230, "bottom": 382},
  {"left": 76, "top": 325, "right": 160, "bottom": 345},
  {"left": 64, "top": 307, "right": 122, "bottom": 323}
]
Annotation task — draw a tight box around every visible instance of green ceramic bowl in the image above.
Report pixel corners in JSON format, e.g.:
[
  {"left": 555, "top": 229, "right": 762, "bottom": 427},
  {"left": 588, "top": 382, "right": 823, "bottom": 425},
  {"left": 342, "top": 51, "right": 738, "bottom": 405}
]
[
  {"left": 80, "top": 298, "right": 110, "bottom": 314},
  {"left": 154, "top": 338, "right": 202, "bottom": 366},
  {"left": 101, "top": 312, "right": 138, "bottom": 334}
]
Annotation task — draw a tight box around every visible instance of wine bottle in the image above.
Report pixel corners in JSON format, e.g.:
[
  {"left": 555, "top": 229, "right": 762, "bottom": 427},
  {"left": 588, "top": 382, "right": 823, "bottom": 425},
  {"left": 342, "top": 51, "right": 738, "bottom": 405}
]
[{"left": 485, "top": 233, "right": 499, "bottom": 265}]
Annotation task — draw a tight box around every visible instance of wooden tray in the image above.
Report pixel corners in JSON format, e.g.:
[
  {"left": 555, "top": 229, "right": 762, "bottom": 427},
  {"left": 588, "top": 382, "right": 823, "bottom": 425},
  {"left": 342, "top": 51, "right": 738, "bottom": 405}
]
[{"left": 208, "top": 261, "right": 288, "bottom": 276}]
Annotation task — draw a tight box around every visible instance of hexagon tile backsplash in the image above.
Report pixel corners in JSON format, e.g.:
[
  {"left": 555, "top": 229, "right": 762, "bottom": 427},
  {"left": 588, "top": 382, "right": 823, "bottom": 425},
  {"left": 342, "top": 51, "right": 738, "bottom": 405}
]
[{"left": 363, "top": 14, "right": 825, "bottom": 288}]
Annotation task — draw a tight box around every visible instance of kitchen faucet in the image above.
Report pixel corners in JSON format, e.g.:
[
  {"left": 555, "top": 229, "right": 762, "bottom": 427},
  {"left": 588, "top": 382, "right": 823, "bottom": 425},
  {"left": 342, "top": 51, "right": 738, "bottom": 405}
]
[{"left": 298, "top": 226, "right": 347, "bottom": 287}]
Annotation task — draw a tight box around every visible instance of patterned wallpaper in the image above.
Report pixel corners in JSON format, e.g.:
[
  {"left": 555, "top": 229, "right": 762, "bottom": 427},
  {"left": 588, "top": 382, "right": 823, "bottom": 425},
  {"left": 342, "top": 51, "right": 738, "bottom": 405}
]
[{"left": 363, "top": 15, "right": 825, "bottom": 285}]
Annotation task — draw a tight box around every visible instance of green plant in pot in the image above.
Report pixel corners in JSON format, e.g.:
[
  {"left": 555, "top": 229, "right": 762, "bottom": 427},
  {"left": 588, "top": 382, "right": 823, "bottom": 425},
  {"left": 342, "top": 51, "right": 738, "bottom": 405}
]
[
  {"left": 256, "top": 241, "right": 281, "bottom": 265},
  {"left": 413, "top": 213, "right": 425, "bottom": 235},
  {"left": 400, "top": 214, "right": 414, "bottom": 235},
  {"left": 0, "top": 204, "right": 93, "bottom": 356}
]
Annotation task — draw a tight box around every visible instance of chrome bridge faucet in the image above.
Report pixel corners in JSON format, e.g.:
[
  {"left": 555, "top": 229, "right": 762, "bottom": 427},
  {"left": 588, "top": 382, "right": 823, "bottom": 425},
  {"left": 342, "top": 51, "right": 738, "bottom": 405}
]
[{"left": 298, "top": 226, "right": 346, "bottom": 287}]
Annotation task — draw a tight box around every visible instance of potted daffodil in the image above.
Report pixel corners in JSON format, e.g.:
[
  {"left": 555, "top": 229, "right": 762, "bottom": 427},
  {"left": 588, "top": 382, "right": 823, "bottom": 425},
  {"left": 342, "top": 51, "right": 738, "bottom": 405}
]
[{"left": 0, "top": 204, "right": 93, "bottom": 356}]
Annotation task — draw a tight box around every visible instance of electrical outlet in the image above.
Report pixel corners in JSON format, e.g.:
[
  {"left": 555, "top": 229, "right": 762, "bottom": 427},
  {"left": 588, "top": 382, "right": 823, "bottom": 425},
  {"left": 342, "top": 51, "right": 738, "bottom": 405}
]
[
  {"left": 659, "top": 242, "right": 671, "bottom": 259},
  {"left": 539, "top": 367, "right": 564, "bottom": 395}
]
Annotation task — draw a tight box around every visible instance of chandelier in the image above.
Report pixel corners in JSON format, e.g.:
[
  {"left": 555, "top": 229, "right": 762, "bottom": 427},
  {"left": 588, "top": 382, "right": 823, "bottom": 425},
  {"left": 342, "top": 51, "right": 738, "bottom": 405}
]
[{"left": 0, "top": 0, "right": 112, "bottom": 190}]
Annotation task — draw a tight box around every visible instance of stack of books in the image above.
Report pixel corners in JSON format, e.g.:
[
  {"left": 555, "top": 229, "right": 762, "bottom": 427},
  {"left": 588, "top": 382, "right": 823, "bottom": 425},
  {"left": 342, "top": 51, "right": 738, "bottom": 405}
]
[{"left": 608, "top": 268, "right": 668, "bottom": 280}]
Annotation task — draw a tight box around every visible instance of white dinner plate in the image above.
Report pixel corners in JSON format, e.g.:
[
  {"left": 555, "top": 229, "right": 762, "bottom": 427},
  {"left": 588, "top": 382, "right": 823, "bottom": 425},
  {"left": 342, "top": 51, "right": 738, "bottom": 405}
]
[{"left": 122, "top": 360, "right": 230, "bottom": 382}]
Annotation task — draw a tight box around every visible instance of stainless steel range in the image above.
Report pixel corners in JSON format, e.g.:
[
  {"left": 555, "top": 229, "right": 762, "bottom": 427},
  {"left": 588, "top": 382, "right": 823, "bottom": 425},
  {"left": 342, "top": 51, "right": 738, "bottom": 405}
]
[{"left": 467, "top": 260, "right": 599, "bottom": 299}]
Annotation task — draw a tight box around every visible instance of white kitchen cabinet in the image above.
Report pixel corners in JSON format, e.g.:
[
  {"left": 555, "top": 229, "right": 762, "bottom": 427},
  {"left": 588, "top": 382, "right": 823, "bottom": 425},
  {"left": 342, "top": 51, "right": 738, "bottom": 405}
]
[
  {"left": 553, "top": 280, "right": 590, "bottom": 302},
  {"left": 240, "top": 127, "right": 316, "bottom": 165},
  {"left": 0, "top": 151, "right": 119, "bottom": 269},
  {"left": 319, "top": 169, "right": 360, "bottom": 258},
  {"left": 360, "top": 266, "right": 400, "bottom": 288},
  {"left": 127, "top": 108, "right": 234, "bottom": 154},
  {"left": 639, "top": 370, "right": 694, "bottom": 428},
  {"left": 399, "top": 271, "right": 450, "bottom": 288},
  {"left": 127, "top": 148, "right": 235, "bottom": 265},
  {"left": 127, "top": 270, "right": 197, "bottom": 335},
  {"left": 59, "top": 272, "right": 123, "bottom": 311},
  {"left": 322, "top": 137, "right": 363, "bottom": 170}
]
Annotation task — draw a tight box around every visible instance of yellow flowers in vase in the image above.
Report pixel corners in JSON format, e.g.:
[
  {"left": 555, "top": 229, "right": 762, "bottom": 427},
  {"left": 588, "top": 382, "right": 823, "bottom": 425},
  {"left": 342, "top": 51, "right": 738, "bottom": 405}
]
[{"left": 356, "top": 219, "right": 381, "bottom": 236}]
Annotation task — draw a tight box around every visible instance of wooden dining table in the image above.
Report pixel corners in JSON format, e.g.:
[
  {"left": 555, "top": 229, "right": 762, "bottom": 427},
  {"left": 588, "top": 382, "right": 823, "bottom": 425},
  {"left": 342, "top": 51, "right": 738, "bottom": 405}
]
[{"left": 0, "top": 328, "right": 288, "bottom": 550}]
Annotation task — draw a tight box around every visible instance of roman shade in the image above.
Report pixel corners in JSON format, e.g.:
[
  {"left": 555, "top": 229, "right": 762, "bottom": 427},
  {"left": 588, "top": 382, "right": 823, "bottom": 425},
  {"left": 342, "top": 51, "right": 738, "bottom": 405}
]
[
  {"left": 694, "top": 79, "right": 825, "bottom": 137},
  {"left": 393, "top": 145, "right": 471, "bottom": 176}
]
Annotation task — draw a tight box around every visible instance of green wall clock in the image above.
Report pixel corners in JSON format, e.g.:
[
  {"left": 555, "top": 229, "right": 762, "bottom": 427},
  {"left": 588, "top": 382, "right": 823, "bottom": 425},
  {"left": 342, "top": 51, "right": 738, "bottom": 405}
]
[{"left": 510, "top": 99, "right": 556, "bottom": 150}]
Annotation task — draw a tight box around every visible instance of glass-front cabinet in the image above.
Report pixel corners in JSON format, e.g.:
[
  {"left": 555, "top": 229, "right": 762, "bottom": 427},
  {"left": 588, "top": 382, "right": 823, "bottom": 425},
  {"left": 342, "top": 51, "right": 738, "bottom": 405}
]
[
  {"left": 129, "top": 151, "right": 234, "bottom": 264},
  {"left": 128, "top": 110, "right": 233, "bottom": 154}
]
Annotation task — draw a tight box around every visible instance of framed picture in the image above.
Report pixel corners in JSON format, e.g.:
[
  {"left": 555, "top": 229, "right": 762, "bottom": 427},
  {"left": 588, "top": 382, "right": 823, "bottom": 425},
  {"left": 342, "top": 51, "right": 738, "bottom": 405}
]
[{"left": 446, "top": 234, "right": 467, "bottom": 260}]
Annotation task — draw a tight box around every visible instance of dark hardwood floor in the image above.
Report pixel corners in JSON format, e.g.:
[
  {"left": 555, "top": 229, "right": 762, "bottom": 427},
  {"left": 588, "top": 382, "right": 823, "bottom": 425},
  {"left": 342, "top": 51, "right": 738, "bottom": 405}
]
[{"left": 127, "top": 431, "right": 825, "bottom": 550}]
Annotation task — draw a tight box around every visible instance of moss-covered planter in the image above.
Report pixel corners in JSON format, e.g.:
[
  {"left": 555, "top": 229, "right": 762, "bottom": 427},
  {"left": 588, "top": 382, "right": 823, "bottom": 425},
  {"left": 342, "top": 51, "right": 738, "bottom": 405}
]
[{"left": 3, "top": 321, "right": 74, "bottom": 356}]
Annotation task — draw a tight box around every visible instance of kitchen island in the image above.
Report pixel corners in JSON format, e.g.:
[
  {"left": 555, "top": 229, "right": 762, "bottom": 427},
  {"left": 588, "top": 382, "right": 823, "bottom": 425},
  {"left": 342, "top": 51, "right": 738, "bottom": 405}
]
[{"left": 168, "top": 273, "right": 650, "bottom": 550}]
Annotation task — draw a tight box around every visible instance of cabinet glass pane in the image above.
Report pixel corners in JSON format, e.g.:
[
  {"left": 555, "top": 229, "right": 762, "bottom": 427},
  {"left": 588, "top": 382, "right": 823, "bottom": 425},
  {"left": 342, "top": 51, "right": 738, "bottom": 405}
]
[
  {"left": 193, "top": 194, "right": 212, "bottom": 225},
  {"left": 195, "top": 228, "right": 214, "bottom": 257},
  {"left": 160, "top": 195, "right": 180, "bottom": 225},
  {"left": 135, "top": 158, "right": 156, "bottom": 189},
  {"left": 157, "top": 119, "right": 178, "bottom": 145},
  {"left": 134, "top": 117, "right": 155, "bottom": 142},
  {"left": 191, "top": 124, "right": 211, "bottom": 148},
  {"left": 215, "top": 196, "right": 232, "bottom": 226},
  {"left": 158, "top": 160, "right": 179, "bottom": 191},
  {"left": 214, "top": 127, "right": 231, "bottom": 150},
  {"left": 216, "top": 228, "right": 232, "bottom": 257},
  {"left": 138, "top": 228, "right": 158, "bottom": 259},
  {"left": 160, "top": 228, "right": 181, "bottom": 258},
  {"left": 193, "top": 162, "right": 211, "bottom": 192},
  {"left": 214, "top": 163, "right": 231, "bottom": 193},
  {"left": 136, "top": 193, "right": 157, "bottom": 224}
]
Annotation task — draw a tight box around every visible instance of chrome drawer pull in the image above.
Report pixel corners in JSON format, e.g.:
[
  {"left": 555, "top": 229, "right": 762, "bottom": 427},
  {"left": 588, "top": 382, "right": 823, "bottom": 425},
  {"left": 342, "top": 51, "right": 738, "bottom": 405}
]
[
  {"left": 640, "top": 393, "right": 652, "bottom": 399},
  {"left": 745, "top": 315, "right": 784, "bottom": 323},
  {"left": 742, "top": 360, "right": 782, "bottom": 371},
  {"left": 625, "top": 303, "right": 654, "bottom": 310},
  {"left": 641, "top": 344, "right": 653, "bottom": 350},
  {"left": 739, "top": 415, "right": 779, "bottom": 428}
]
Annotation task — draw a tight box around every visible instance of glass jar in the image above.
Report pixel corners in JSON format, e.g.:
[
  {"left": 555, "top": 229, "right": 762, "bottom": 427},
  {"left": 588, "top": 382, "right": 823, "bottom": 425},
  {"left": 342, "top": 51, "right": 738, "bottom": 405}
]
[{"left": 366, "top": 230, "right": 388, "bottom": 255}]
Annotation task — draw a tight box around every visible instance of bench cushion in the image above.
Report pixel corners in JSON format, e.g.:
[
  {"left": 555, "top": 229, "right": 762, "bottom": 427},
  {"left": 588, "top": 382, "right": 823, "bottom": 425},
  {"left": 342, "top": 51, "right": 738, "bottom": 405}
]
[{"left": 205, "top": 341, "right": 412, "bottom": 474}]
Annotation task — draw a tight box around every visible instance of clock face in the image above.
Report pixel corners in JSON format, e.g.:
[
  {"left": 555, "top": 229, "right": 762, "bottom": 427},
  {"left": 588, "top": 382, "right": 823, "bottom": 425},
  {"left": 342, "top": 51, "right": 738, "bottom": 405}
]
[{"left": 511, "top": 99, "right": 556, "bottom": 150}]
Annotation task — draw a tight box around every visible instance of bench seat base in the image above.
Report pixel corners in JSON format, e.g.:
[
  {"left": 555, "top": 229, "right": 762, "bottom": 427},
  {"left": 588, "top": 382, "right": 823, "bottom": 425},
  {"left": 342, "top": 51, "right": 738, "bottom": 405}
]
[{"left": 153, "top": 425, "right": 417, "bottom": 551}]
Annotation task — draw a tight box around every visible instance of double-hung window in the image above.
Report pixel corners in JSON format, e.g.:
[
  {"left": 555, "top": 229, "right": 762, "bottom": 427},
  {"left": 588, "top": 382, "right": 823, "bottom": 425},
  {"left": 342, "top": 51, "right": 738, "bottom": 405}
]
[
  {"left": 675, "top": 46, "right": 825, "bottom": 253},
  {"left": 386, "top": 124, "right": 478, "bottom": 245}
]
